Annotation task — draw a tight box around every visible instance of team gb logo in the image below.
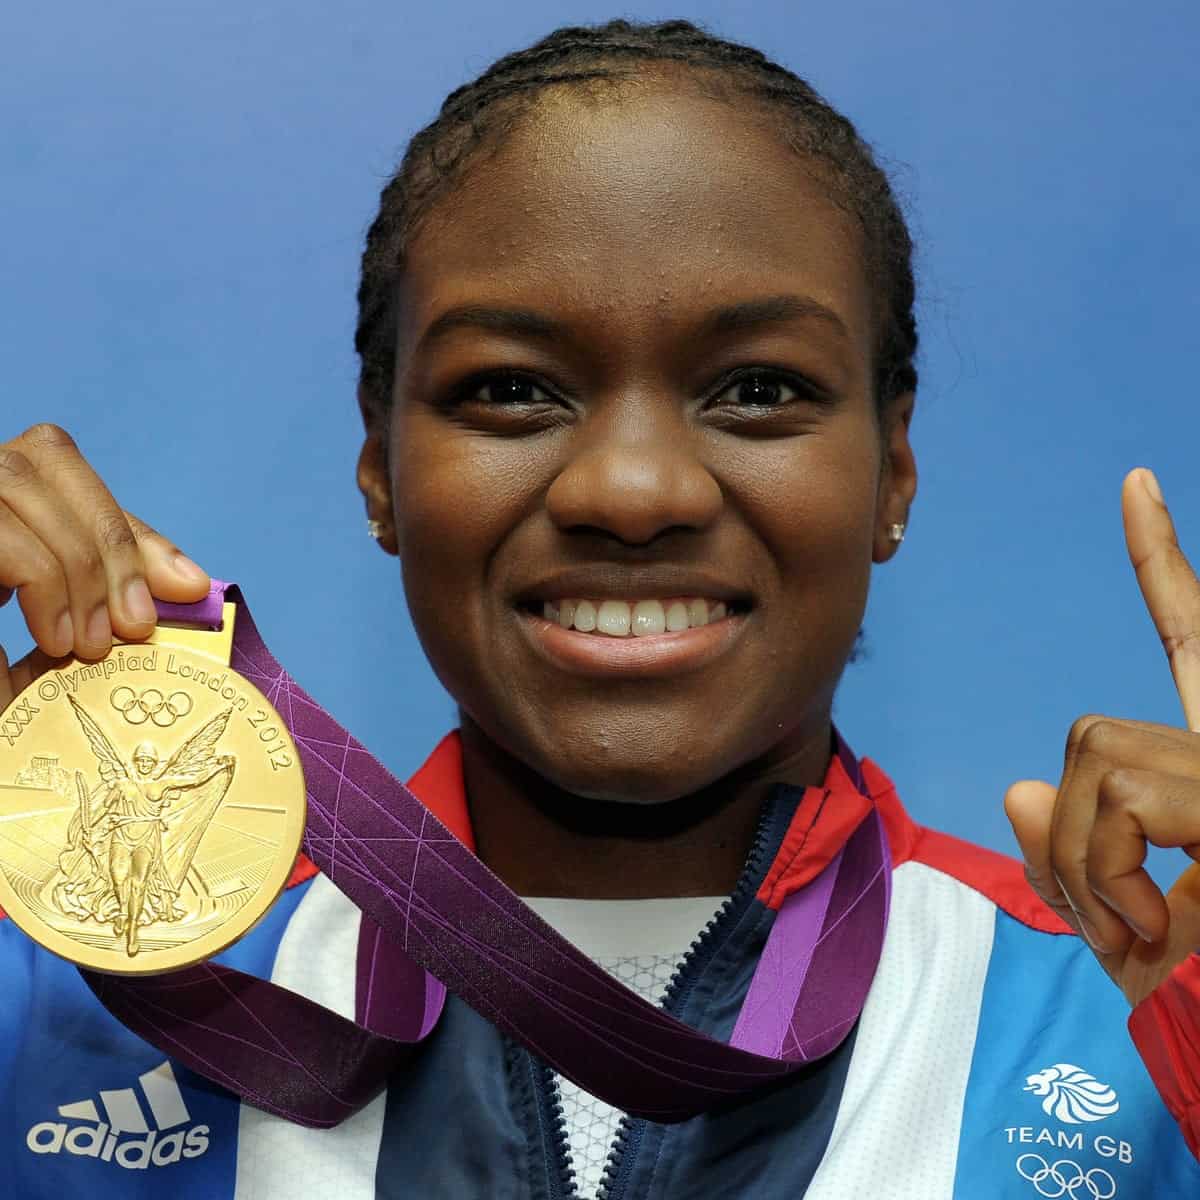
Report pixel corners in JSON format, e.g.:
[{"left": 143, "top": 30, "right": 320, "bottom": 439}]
[{"left": 1023, "top": 1064, "right": 1119, "bottom": 1124}]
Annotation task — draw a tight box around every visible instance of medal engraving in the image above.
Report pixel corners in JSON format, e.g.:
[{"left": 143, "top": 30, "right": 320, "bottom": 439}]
[
  {"left": 54, "top": 695, "right": 236, "bottom": 956},
  {"left": 0, "top": 627, "right": 305, "bottom": 974}
]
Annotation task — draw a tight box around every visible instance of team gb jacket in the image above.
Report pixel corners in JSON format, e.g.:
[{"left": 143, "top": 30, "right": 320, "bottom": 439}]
[{"left": 2, "top": 729, "right": 1199, "bottom": 1199}]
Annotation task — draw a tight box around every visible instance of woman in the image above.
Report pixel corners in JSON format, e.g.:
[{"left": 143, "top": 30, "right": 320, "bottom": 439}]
[{"left": 1, "top": 17, "right": 1198, "bottom": 1199}]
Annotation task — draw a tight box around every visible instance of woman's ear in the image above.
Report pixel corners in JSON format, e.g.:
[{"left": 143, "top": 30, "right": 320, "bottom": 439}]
[
  {"left": 356, "top": 385, "right": 398, "bottom": 556},
  {"left": 873, "top": 391, "right": 917, "bottom": 564}
]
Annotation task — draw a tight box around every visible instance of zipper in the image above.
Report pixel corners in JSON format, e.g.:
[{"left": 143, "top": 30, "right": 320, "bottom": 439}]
[
  {"left": 594, "top": 789, "right": 784, "bottom": 1200},
  {"left": 531, "top": 1056, "right": 577, "bottom": 1198}
]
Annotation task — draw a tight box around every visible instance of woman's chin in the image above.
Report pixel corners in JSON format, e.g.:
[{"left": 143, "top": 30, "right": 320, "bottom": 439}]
[{"left": 527, "top": 737, "right": 742, "bottom": 807}]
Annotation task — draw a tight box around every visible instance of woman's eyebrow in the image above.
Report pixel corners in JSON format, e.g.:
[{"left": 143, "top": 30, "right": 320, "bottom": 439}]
[
  {"left": 415, "top": 305, "right": 563, "bottom": 355},
  {"left": 706, "top": 294, "right": 848, "bottom": 340},
  {"left": 413, "top": 293, "right": 848, "bottom": 356}
]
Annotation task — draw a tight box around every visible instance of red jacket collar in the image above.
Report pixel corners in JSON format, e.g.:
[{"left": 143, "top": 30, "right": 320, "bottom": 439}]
[{"left": 756, "top": 754, "right": 917, "bottom": 910}]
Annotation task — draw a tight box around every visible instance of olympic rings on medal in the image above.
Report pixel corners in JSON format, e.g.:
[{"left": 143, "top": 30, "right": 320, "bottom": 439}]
[
  {"left": 1015, "top": 1154, "right": 1116, "bottom": 1199},
  {"left": 110, "top": 686, "right": 194, "bottom": 728}
]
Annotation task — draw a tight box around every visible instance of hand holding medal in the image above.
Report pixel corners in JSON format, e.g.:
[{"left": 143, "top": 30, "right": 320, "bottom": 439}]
[{"left": 0, "top": 424, "right": 305, "bottom": 974}]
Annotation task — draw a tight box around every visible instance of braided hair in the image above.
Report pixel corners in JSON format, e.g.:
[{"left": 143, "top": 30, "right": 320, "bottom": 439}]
[{"left": 355, "top": 18, "right": 917, "bottom": 420}]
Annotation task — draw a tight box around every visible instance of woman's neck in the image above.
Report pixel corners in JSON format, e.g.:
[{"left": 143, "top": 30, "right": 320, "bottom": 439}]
[{"left": 458, "top": 716, "right": 834, "bottom": 899}]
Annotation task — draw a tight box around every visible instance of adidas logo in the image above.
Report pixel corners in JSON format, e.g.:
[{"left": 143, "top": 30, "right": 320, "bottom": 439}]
[{"left": 25, "top": 1060, "right": 209, "bottom": 1169}]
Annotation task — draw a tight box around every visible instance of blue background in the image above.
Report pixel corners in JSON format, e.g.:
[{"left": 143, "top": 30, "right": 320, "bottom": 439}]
[{"left": 2, "top": 2, "right": 1197, "bottom": 884}]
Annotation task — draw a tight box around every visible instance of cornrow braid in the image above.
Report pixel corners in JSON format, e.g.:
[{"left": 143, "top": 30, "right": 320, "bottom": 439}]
[{"left": 355, "top": 18, "right": 917, "bottom": 419}]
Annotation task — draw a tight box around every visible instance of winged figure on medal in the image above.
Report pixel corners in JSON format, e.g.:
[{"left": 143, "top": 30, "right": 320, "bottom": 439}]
[{"left": 51, "top": 695, "right": 236, "bottom": 955}]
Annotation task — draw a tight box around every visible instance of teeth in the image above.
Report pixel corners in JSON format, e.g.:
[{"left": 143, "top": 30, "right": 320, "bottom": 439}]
[
  {"left": 573, "top": 600, "right": 597, "bottom": 633},
  {"left": 632, "top": 600, "right": 666, "bottom": 637},
  {"left": 596, "top": 600, "right": 631, "bottom": 636},
  {"left": 538, "top": 596, "right": 736, "bottom": 636}
]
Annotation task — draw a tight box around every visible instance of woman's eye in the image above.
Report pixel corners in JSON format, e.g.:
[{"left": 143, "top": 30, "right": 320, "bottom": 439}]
[
  {"left": 711, "top": 371, "right": 812, "bottom": 409},
  {"left": 464, "top": 374, "right": 552, "bottom": 406}
]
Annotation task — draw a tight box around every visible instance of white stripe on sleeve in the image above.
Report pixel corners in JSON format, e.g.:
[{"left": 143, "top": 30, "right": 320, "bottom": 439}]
[{"left": 804, "top": 861, "right": 995, "bottom": 1200}]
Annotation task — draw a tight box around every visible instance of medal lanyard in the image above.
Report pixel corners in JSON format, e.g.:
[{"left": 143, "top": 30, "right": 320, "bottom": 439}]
[{"left": 82, "top": 582, "right": 891, "bottom": 1128}]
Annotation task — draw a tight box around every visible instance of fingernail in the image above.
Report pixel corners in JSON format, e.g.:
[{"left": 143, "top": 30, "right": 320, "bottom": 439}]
[
  {"left": 1076, "top": 912, "right": 1110, "bottom": 955},
  {"left": 85, "top": 604, "right": 111, "bottom": 649},
  {"left": 173, "top": 552, "right": 208, "bottom": 583},
  {"left": 54, "top": 611, "right": 73, "bottom": 655},
  {"left": 1141, "top": 468, "right": 1164, "bottom": 505},
  {"left": 123, "top": 578, "right": 157, "bottom": 626}
]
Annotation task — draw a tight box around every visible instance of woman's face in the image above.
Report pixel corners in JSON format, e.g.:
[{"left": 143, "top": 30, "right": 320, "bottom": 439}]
[{"left": 362, "top": 80, "right": 916, "bottom": 805}]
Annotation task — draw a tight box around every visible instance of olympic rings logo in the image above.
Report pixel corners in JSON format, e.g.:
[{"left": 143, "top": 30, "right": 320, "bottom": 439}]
[
  {"left": 1016, "top": 1155, "right": 1117, "bottom": 1199},
  {"left": 110, "top": 686, "right": 193, "bottom": 728}
]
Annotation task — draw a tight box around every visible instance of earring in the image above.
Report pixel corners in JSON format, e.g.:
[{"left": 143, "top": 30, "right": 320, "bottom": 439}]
[
  {"left": 367, "top": 519, "right": 385, "bottom": 541},
  {"left": 887, "top": 522, "right": 906, "bottom": 544}
]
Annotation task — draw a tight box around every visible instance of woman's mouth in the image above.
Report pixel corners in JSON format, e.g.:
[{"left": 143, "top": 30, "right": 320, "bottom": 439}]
[
  {"left": 534, "top": 596, "right": 737, "bottom": 637},
  {"left": 515, "top": 596, "right": 751, "bottom": 677}
]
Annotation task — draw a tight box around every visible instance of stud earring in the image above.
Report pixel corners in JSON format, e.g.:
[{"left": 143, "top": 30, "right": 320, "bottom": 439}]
[
  {"left": 367, "top": 519, "right": 385, "bottom": 541},
  {"left": 887, "top": 522, "right": 906, "bottom": 544}
]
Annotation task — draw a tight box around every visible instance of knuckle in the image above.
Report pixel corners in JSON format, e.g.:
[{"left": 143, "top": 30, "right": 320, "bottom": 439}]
[
  {"left": 95, "top": 510, "right": 136, "bottom": 554},
  {"left": 20, "top": 423, "right": 75, "bottom": 452},
  {"left": 1067, "top": 714, "right": 1106, "bottom": 753},
  {"left": 0, "top": 447, "right": 36, "bottom": 488},
  {"left": 62, "top": 538, "right": 103, "bottom": 577},
  {"left": 26, "top": 551, "right": 63, "bottom": 589},
  {"left": 1075, "top": 717, "right": 1118, "bottom": 759},
  {"left": 1162, "top": 627, "right": 1200, "bottom": 661},
  {"left": 1097, "top": 768, "right": 1134, "bottom": 810}
]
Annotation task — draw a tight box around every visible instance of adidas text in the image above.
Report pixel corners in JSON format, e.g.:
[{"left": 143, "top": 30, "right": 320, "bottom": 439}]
[
  {"left": 25, "top": 1060, "right": 209, "bottom": 1169},
  {"left": 25, "top": 1122, "right": 209, "bottom": 1169}
]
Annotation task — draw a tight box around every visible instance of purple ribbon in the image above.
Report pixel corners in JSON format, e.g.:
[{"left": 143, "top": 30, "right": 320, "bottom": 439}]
[{"left": 80, "top": 582, "right": 891, "bottom": 1128}]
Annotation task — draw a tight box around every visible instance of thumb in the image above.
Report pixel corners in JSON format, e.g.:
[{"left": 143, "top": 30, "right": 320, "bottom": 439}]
[{"left": 1004, "top": 779, "right": 1072, "bottom": 918}]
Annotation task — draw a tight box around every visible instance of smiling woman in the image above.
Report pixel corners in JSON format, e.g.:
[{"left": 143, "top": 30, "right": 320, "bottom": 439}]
[
  {"left": 362, "top": 57, "right": 910, "bottom": 836},
  {"left": 1, "top": 15, "right": 1200, "bottom": 1200}
]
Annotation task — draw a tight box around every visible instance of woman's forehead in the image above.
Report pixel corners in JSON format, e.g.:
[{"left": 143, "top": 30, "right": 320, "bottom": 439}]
[{"left": 400, "top": 86, "right": 873, "bottom": 351}]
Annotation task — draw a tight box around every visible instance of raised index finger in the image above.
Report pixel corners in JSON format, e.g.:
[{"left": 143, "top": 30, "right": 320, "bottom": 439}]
[{"left": 1123, "top": 467, "right": 1200, "bottom": 731}]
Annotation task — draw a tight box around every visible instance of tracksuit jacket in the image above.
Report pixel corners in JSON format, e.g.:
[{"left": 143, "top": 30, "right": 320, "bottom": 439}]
[{"left": 2, "top": 729, "right": 1199, "bottom": 1198}]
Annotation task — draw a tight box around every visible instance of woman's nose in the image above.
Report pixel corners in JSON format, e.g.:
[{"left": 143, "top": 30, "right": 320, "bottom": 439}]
[{"left": 545, "top": 410, "right": 723, "bottom": 547}]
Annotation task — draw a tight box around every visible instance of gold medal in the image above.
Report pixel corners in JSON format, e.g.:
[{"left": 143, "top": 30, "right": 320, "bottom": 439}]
[{"left": 0, "top": 603, "right": 305, "bottom": 975}]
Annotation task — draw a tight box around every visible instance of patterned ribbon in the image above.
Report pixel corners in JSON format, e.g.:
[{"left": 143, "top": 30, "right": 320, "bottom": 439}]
[{"left": 79, "top": 582, "right": 891, "bottom": 1128}]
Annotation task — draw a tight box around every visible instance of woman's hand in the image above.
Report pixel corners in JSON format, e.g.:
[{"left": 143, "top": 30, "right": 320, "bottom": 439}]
[
  {"left": 0, "top": 423, "right": 211, "bottom": 708},
  {"left": 1006, "top": 467, "right": 1200, "bottom": 1008}
]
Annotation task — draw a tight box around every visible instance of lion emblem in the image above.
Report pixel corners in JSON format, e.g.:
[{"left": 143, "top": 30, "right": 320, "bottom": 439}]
[{"left": 1023, "top": 1063, "right": 1119, "bottom": 1124}]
